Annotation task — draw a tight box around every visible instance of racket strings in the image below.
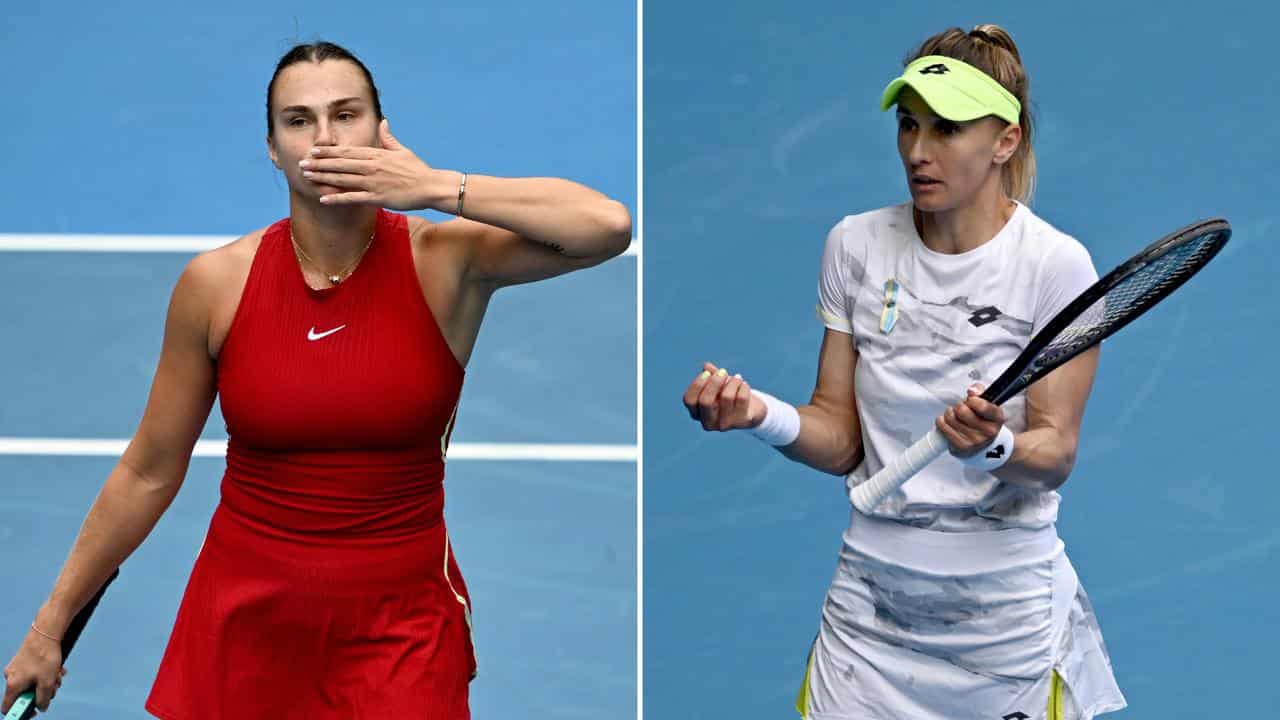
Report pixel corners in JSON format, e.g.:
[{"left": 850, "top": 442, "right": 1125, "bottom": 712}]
[{"left": 1035, "top": 234, "right": 1222, "bottom": 367}]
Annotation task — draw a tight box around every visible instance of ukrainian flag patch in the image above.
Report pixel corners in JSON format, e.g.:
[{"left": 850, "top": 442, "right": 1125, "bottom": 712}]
[{"left": 879, "top": 277, "right": 899, "bottom": 334}]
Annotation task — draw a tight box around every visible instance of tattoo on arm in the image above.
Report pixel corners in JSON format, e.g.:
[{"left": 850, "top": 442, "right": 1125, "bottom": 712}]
[{"left": 532, "top": 238, "right": 566, "bottom": 254}]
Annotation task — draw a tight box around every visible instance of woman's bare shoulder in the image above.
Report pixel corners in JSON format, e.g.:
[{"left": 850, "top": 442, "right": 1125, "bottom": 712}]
[
  {"left": 173, "top": 226, "right": 271, "bottom": 357},
  {"left": 408, "top": 213, "right": 471, "bottom": 248},
  {"left": 406, "top": 214, "right": 443, "bottom": 249},
  {"left": 190, "top": 226, "right": 270, "bottom": 282}
]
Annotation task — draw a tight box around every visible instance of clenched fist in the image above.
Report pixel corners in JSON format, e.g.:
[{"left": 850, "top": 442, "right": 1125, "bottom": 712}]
[{"left": 682, "top": 362, "right": 767, "bottom": 432}]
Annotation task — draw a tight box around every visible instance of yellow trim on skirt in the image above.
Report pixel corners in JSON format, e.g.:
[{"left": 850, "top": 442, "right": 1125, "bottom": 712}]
[
  {"left": 1048, "top": 669, "right": 1065, "bottom": 719},
  {"left": 795, "top": 658, "right": 1066, "bottom": 719},
  {"left": 795, "top": 648, "right": 813, "bottom": 717}
]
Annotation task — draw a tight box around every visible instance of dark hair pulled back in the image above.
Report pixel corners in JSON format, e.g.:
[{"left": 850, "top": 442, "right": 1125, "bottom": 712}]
[{"left": 266, "top": 41, "right": 383, "bottom": 137}]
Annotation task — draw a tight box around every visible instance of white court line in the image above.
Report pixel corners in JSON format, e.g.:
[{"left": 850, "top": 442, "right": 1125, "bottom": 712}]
[
  {"left": 0, "top": 234, "right": 641, "bottom": 256},
  {"left": 0, "top": 438, "right": 637, "bottom": 462},
  {"left": 0, "top": 235, "right": 638, "bottom": 464}
]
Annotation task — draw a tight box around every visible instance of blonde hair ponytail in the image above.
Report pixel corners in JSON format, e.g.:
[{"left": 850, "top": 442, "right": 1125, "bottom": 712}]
[{"left": 906, "top": 24, "right": 1036, "bottom": 204}]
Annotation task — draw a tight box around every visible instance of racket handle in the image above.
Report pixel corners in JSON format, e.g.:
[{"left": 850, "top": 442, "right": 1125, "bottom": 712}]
[
  {"left": 849, "top": 427, "right": 948, "bottom": 514},
  {"left": 4, "top": 568, "right": 118, "bottom": 720},
  {"left": 5, "top": 692, "right": 34, "bottom": 720}
]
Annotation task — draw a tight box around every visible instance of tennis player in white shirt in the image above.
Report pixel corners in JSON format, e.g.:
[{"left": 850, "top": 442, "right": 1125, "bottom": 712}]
[{"left": 683, "top": 24, "right": 1128, "bottom": 720}]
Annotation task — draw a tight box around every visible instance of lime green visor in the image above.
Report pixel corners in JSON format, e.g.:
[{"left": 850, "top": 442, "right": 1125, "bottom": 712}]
[{"left": 879, "top": 55, "right": 1021, "bottom": 125}]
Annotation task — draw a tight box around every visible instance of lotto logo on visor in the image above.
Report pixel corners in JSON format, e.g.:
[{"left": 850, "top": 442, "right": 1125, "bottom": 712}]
[{"left": 879, "top": 55, "right": 1021, "bottom": 124}]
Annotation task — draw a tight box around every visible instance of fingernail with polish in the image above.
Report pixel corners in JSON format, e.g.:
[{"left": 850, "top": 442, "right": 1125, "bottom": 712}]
[
  {"left": 699, "top": 371, "right": 711, "bottom": 380},
  {"left": 716, "top": 368, "right": 728, "bottom": 377}
]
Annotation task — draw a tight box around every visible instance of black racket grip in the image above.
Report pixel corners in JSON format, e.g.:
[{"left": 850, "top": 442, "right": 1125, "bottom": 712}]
[{"left": 10, "top": 568, "right": 118, "bottom": 720}]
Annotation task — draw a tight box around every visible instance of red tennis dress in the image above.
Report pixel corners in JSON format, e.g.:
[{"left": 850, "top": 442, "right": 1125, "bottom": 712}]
[{"left": 146, "top": 210, "right": 475, "bottom": 719}]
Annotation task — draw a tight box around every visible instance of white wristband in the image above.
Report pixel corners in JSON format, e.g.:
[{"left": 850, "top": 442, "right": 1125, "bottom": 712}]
[
  {"left": 748, "top": 390, "right": 801, "bottom": 447},
  {"left": 959, "top": 424, "right": 1015, "bottom": 471}
]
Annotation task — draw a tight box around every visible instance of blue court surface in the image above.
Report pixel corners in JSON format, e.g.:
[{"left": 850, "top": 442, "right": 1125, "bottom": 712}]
[
  {"left": 645, "top": 2, "right": 1276, "bottom": 718},
  {"left": 1, "top": 2, "right": 635, "bottom": 718}
]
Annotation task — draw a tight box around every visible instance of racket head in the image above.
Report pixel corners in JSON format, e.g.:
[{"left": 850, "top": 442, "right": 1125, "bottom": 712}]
[{"left": 984, "top": 217, "right": 1230, "bottom": 406}]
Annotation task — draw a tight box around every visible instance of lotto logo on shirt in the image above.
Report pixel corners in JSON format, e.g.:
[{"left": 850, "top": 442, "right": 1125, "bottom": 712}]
[{"left": 968, "top": 306, "right": 1003, "bottom": 327}]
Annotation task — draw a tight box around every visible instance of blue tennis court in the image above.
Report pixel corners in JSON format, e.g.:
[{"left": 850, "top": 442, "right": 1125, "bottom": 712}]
[
  {"left": 1, "top": 2, "right": 635, "bottom": 718},
  {"left": 644, "top": 2, "right": 1276, "bottom": 718}
]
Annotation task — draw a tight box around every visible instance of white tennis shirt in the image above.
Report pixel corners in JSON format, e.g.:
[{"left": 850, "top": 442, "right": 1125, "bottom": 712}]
[{"left": 818, "top": 200, "right": 1098, "bottom": 531}]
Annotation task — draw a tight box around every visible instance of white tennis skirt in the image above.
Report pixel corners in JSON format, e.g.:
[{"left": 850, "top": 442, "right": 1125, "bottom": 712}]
[{"left": 798, "top": 510, "right": 1127, "bottom": 720}]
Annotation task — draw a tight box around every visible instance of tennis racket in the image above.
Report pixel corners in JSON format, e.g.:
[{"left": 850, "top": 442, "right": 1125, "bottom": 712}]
[
  {"left": 849, "top": 217, "right": 1231, "bottom": 514},
  {"left": 4, "top": 568, "right": 119, "bottom": 720}
]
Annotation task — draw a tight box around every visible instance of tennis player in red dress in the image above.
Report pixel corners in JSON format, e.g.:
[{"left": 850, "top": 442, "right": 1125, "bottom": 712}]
[{"left": 2, "top": 41, "right": 631, "bottom": 718}]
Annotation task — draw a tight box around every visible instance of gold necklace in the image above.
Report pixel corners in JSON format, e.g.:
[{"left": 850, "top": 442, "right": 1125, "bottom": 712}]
[{"left": 290, "top": 229, "right": 375, "bottom": 285}]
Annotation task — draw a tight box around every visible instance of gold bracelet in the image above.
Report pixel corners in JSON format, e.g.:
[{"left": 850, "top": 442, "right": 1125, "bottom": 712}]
[
  {"left": 456, "top": 172, "right": 468, "bottom": 217},
  {"left": 30, "top": 621, "right": 60, "bottom": 643}
]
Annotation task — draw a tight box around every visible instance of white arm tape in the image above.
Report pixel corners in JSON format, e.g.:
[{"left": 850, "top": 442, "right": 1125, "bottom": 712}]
[
  {"left": 748, "top": 390, "right": 801, "bottom": 447},
  {"left": 959, "top": 424, "right": 1015, "bottom": 471}
]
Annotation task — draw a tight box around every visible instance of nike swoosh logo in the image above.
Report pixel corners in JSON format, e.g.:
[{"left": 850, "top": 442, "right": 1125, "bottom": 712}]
[{"left": 307, "top": 325, "right": 347, "bottom": 341}]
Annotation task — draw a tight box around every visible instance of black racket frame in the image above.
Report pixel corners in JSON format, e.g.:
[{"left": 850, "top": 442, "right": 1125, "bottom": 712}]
[{"left": 982, "top": 217, "right": 1231, "bottom": 406}]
